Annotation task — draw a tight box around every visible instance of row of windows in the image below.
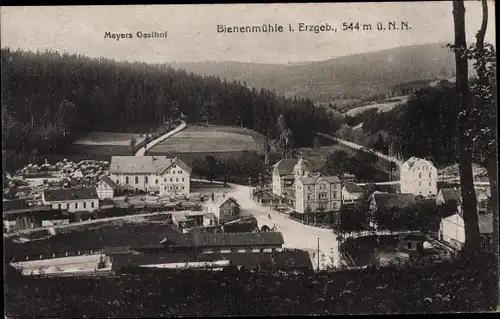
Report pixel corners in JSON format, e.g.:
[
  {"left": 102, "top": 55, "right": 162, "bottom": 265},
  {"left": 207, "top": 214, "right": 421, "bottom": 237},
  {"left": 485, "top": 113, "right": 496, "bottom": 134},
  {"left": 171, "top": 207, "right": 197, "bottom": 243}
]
[
  {"left": 418, "top": 172, "right": 433, "bottom": 178},
  {"left": 121, "top": 176, "right": 185, "bottom": 185},
  {"left": 417, "top": 181, "right": 434, "bottom": 186},
  {"left": 304, "top": 202, "right": 338, "bottom": 209},
  {"left": 163, "top": 185, "right": 185, "bottom": 191},
  {"left": 307, "top": 192, "right": 337, "bottom": 200},
  {"left": 58, "top": 202, "right": 95, "bottom": 209}
]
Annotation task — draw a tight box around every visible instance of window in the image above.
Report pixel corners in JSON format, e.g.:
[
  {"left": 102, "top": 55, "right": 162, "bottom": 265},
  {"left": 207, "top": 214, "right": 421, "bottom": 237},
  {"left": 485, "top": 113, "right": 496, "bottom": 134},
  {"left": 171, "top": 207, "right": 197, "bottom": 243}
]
[
  {"left": 419, "top": 173, "right": 422, "bottom": 178},
  {"left": 429, "top": 172, "right": 431, "bottom": 178},
  {"left": 155, "top": 179, "right": 158, "bottom": 185},
  {"left": 83, "top": 202, "right": 87, "bottom": 209},
  {"left": 125, "top": 176, "right": 129, "bottom": 184},
  {"left": 419, "top": 181, "right": 421, "bottom": 186},
  {"left": 407, "top": 243, "right": 412, "bottom": 249},
  {"left": 176, "top": 178, "right": 179, "bottom": 182},
  {"left": 172, "top": 164, "right": 176, "bottom": 168},
  {"left": 75, "top": 203, "right": 79, "bottom": 209},
  {"left": 135, "top": 176, "right": 139, "bottom": 184},
  {"left": 429, "top": 181, "right": 431, "bottom": 186},
  {"left": 58, "top": 204, "right": 61, "bottom": 209},
  {"left": 170, "top": 178, "right": 173, "bottom": 182},
  {"left": 178, "top": 170, "right": 182, "bottom": 174},
  {"left": 307, "top": 195, "right": 311, "bottom": 200},
  {"left": 91, "top": 202, "right": 95, "bottom": 208},
  {"left": 182, "top": 178, "right": 184, "bottom": 182},
  {"left": 260, "top": 249, "right": 264, "bottom": 253},
  {"left": 116, "top": 179, "right": 119, "bottom": 184},
  {"left": 333, "top": 192, "right": 336, "bottom": 199},
  {"left": 164, "top": 186, "right": 167, "bottom": 190},
  {"left": 173, "top": 171, "right": 175, "bottom": 174},
  {"left": 145, "top": 176, "right": 148, "bottom": 184},
  {"left": 164, "top": 178, "right": 166, "bottom": 182},
  {"left": 333, "top": 202, "right": 337, "bottom": 209}
]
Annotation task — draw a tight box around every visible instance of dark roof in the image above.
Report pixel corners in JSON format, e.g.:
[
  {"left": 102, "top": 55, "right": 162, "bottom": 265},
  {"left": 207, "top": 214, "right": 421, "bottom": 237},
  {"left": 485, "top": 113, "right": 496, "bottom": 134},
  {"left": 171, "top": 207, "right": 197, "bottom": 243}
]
[
  {"left": 440, "top": 188, "right": 460, "bottom": 203},
  {"left": 200, "top": 250, "right": 313, "bottom": 270},
  {"left": 373, "top": 193, "right": 415, "bottom": 209},
  {"left": 191, "top": 231, "right": 284, "bottom": 247},
  {"left": 344, "top": 182, "right": 363, "bottom": 193},
  {"left": 3, "top": 199, "right": 29, "bottom": 211},
  {"left": 273, "top": 158, "right": 317, "bottom": 176},
  {"left": 100, "top": 175, "right": 119, "bottom": 190},
  {"left": 3, "top": 205, "right": 53, "bottom": 216},
  {"left": 43, "top": 187, "right": 98, "bottom": 201}
]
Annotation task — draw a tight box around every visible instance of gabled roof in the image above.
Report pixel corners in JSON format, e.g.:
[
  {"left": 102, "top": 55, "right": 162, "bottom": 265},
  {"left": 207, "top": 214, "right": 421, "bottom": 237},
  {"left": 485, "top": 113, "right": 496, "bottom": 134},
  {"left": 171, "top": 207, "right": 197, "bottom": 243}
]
[
  {"left": 372, "top": 193, "right": 415, "bottom": 209},
  {"left": 3, "top": 199, "right": 29, "bottom": 211},
  {"left": 447, "top": 213, "right": 493, "bottom": 234},
  {"left": 200, "top": 249, "right": 313, "bottom": 270},
  {"left": 439, "top": 188, "right": 460, "bottom": 203},
  {"left": 300, "top": 175, "right": 341, "bottom": 185},
  {"left": 206, "top": 195, "right": 239, "bottom": 208},
  {"left": 403, "top": 157, "right": 434, "bottom": 170},
  {"left": 191, "top": 231, "right": 284, "bottom": 247},
  {"left": 344, "top": 182, "right": 363, "bottom": 193},
  {"left": 43, "top": 187, "right": 98, "bottom": 201},
  {"left": 273, "top": 158, "right": 316, "bottom": 176},
  {"left": 110, "top": 156, "right": 191, "bottom": 174},
  {"left": 99, "top": 175, "right": 119, "bottom": 190}
]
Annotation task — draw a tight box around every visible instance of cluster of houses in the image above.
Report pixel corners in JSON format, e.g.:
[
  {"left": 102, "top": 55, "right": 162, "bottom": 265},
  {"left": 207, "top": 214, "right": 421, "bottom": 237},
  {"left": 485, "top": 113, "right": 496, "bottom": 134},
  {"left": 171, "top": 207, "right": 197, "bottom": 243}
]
[
  {"left": 3, "top": 156, "right": 245, "bottom": 233},
  {"left": 260, "top": 155, "right": 492, "bottom": 251}
]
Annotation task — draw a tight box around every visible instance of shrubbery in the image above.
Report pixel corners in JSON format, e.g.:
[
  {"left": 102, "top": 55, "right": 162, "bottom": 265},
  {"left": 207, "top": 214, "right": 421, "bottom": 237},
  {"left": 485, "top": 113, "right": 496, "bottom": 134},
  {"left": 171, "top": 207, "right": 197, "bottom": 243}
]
[{"left": 4, "top": 252, "right": 496, "bottom": 316}]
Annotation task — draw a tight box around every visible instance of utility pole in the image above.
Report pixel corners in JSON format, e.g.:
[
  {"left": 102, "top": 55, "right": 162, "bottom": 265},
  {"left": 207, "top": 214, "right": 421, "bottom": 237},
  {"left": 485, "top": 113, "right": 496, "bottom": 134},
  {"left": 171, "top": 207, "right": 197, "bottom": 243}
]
[{"left": 317, "top": 237, "right": 320, "bottom": 271}]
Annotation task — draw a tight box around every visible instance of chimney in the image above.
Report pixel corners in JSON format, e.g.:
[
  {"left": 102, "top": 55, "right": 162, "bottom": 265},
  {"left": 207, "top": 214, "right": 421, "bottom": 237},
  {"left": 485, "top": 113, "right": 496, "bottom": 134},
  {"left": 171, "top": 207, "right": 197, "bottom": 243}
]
[{"left": 45, "top": 158, "right": 48, "bottom": 165}]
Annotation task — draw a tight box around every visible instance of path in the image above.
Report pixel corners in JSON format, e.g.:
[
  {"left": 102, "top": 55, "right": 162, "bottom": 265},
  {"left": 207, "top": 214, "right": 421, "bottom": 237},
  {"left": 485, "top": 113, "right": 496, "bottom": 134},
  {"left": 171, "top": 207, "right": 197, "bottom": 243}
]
[
  {"left": 135, "top": 120, "right": 186, "bottom": 156},
  {"left": 224, "top": 183, "right": 339, "bottom": 270},
  {"left": 318, "top": 132, "right": 403, "bottom": 165}
]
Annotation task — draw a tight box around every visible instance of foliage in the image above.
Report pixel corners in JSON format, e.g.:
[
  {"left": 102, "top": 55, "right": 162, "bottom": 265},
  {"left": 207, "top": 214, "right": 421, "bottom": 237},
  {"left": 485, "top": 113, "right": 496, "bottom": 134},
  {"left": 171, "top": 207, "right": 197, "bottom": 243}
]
[
  {"left": 1, "top": 48, "right": 340, "bottom": 172},
  {"left": 4, "top": 252, "right": 497, "bottom": 317}
]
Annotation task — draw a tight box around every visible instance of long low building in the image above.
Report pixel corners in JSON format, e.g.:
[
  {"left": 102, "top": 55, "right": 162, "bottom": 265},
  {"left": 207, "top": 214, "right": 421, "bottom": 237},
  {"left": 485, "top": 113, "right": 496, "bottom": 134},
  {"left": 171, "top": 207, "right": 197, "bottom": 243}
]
[{"left": 42, "top": 188, "right": 99, "bottom": 212}]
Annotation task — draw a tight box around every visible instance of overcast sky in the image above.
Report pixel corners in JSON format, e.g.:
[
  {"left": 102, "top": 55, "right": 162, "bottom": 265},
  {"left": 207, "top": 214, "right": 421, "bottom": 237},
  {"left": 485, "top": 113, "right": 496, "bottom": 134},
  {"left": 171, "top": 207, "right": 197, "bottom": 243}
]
[{"left": 1, "top": 2, "right": 496, "bottom": 64}]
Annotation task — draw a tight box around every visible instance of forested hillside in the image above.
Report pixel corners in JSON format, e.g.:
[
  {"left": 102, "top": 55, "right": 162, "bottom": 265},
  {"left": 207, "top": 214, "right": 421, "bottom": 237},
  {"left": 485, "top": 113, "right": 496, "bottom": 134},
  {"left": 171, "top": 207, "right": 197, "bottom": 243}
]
[
  {"left": 1, "top": 48, "right": 340, "bottom": 171},
  {"left": 340, "top": 80, "right": 494, "bottom": 169},
  {"left": 172, "top": 43, "right": 467, "bottom": 102}
]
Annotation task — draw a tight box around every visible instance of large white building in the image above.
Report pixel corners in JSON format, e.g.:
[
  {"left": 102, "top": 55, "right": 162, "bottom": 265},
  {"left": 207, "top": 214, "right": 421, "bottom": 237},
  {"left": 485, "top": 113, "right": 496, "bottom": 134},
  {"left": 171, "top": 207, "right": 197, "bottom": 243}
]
[
  {"left": 272, "top": 158, "right": 317, "bottom": 198},
  {"left": 109, "top": 156, "right": 191, "bottom": 198},
  {"left": 400, "top": 157, "right": 438, "bottom": 197}
]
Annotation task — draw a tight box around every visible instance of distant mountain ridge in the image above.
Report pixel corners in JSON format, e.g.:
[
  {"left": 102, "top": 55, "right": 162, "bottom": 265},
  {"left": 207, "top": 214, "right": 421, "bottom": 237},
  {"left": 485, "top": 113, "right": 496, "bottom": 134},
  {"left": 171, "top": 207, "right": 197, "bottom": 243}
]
[{"left": 171, "top": 43, "right": 473, "bottom": 102}]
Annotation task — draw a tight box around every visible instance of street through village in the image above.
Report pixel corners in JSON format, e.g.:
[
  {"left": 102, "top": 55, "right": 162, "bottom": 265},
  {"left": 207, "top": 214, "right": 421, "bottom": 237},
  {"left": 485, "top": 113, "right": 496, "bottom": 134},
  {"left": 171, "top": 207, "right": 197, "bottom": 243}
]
[{"left": 224, "top": 183, "right": 340, "bottom": 270}]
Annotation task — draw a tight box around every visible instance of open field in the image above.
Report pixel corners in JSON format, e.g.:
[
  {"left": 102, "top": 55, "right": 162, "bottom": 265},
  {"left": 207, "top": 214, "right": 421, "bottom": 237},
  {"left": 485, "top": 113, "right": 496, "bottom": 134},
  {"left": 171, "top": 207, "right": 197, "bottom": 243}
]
[
  {"left": 73, "top": 132, "right": 146, "bottom": 146},
  {"left": 343, "top": 95, "right": 409, "bottom": 117},
  {"left": 148, "top": 125, "right": 263, "bottom": 155}
]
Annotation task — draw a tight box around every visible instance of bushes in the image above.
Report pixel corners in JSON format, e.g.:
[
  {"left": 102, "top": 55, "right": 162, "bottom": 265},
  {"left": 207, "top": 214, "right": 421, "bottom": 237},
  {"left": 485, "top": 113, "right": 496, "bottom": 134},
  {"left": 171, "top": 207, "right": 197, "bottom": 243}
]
[{"left": 4, "top": 252, "right": 496, "bottom": 317}]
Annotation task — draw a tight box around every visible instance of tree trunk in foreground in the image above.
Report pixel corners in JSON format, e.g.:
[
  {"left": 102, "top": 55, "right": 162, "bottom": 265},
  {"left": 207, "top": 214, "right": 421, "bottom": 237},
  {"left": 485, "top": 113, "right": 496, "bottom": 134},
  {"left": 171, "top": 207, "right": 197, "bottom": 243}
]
[{"left": 452, "top": 0, "right": 481, "bottom": 252}]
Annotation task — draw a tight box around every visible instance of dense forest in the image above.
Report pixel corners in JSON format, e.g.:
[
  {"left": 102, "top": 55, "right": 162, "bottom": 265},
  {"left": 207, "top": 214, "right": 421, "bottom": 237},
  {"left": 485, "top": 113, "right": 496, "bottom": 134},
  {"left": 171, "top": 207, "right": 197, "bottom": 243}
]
[
  {"left": 1, "top": 48, "right": 340, "bottom": 172},
  {"left": 341, "top": 80, "right": 494, "bottom": 168}
]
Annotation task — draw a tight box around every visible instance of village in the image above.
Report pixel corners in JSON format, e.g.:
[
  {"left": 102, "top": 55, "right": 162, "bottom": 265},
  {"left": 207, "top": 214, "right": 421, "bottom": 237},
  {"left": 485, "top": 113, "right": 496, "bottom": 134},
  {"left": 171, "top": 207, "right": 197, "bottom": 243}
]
[{"left": 3, "top": 132, "right": 494, "bottom": 277}]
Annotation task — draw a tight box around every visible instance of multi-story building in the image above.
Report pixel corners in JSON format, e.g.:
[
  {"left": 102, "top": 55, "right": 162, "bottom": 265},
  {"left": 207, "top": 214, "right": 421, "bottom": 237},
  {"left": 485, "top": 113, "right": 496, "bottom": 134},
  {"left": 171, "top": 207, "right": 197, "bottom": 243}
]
[
  {"left": 271, "top": 158, "right": 317, "bottom": 198},
  {"left": 42, "top": 188, "right": 99, "bottom": 212},
  {"left": 400, "top": 157, "right": 438, "bottom": 197},
  {"left": 109, "top": 156, "right": 191, "bottom": 198},
  {"left": 294, "top": 157, "right": 342, "bottom": 214}
]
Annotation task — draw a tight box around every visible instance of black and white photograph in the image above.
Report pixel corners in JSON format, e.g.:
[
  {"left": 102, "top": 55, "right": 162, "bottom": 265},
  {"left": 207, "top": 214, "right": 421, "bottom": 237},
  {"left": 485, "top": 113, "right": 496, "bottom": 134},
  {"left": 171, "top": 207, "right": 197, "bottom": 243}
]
[{"left": 1, "top": 2, "right": 498, "bottom": 316}]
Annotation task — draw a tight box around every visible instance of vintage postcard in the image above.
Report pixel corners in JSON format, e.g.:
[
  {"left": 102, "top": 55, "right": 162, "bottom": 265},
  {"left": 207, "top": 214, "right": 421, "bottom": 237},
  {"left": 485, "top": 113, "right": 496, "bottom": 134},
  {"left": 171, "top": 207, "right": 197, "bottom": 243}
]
[{"left": 2, "top": 2, "right": 498, "bottom": 317}]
